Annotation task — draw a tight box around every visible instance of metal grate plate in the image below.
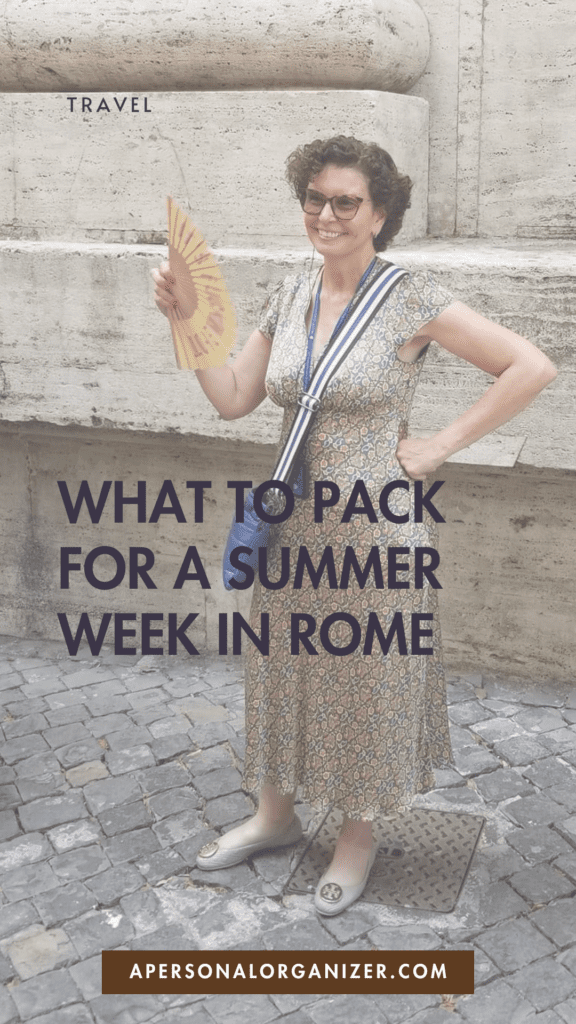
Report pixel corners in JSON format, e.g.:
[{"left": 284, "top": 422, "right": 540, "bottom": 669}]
[{"left": 285, "top": 806, "right": 484, "bottom": 913}]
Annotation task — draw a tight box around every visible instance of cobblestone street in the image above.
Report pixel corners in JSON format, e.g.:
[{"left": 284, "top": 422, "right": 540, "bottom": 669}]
[{"left": 0, "top": 633, "right": 575, "bottom": 1024}]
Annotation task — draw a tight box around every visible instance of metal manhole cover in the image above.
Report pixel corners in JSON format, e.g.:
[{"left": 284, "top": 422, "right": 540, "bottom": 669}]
[{"left": 284, "top": 806, "right": 484, "bottom": 913}]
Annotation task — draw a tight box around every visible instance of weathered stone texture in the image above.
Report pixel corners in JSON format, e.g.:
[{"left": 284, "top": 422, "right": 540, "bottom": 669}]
[{"left": 0, "top": 0, "right": 430, "bottom": 93}]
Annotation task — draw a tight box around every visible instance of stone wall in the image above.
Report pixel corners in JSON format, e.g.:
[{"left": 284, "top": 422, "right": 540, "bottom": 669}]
[
  {"left": 0, "top": 0, "right": 574, "bottom": 681},
  {"left": 411, "top": 0, "right": 576, "bottom": 239}
]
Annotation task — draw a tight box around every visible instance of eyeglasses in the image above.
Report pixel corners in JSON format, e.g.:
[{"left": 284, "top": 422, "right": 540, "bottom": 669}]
[{"left": 301, "top": 189, "right": 364, "bottom": 221}]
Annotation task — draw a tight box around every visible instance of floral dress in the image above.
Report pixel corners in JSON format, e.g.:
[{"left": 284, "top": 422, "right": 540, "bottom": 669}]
[{"left": 242, "top": 264, "right": 455, "bottom": 820}]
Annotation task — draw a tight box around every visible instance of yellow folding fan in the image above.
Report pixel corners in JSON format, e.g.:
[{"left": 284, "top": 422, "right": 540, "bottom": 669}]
[{"left": 166, "top": 196, "right": 237, "bottom": 369}]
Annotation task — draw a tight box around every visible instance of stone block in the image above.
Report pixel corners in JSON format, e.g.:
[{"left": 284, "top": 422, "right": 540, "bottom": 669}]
[
  {"left": 547, "top": 786, "right": 576, "bottom": 814},
  {"left": 98, "top": 799, "right": 152, "bottom": 837},
  {"left": 2, "top": 733, "right": 50, "bottom": 764},
  {"left": 43, "top": 689, "right": 87, "bottom": 709},
  {"left": 507, "top": 825, "right": 574, "bottom": 864},
  {"left": 148, "top": 716, "right": 192, "bottom": 738},
  {"left": 149, "top": 734, "right": 193, "bottom": 762},
  {"left": 104, "top": 725, "right": 153, "bottom": 750},
  {"left": 494, "top": 735, "right": 550, "bottom": 765},
  {"left": 50, "top": 843, "right": 110, "bottom": 882},
  {"left": 458, "top": 979, "right": 534, "bottom": 1024},
  {"left": 135, "top": 847, "right": 187, "bottom": 884},
  {"left": 33, "top": 881, "right": 98, "bottom": 927},
  {"left": 137, "top": 762, "right": 192, "bottom": 795},
  {"left": 185, "top": 744, "right": 235, "bottom": 776},
  {"left": 55, "top": 738, "right": 107, "bottom": 769},
  {"left": 2, "top": 923, "right": 77, "bottom": 980},
  {"left": 0, "top": 901, "right": 39, "bottom": 940},
  {"left": 515, "top": 707, "right": 566, "bottom": 733},
  {"left": 17, "top": 1006, "right": 94, "bottom": 1024},
  {"left": 557, "top": 999, "right": 576, "bottom": 1023},
  {"left": 87, "top": 694, "right": 131, "bottom": 716},
  {"left": 85, "top": 863, "right": 146, "bottom": 905},
  {"left": 119, "top": 889, "right": 169, "bottom": 935},
  {"left": 503, "top": 795, "right": 569, "bottom": 828},
  {"left": 508, "top": 958, "right": 575, "bottom": 1012},
  {"left": 105, "top": 745, "right": 155, "bottom": 775},
  {"left": 307, "top": 995, "right": 393, "bottom": 1024},
  {"left": 509, "top": 864, "right": 575, "bottom": 904},
  {"left": 65, "top": 760, "right": 109, "bottom": 786},
  {"left": 0, "top": 672, "right": 23, "bottom": 691},
  {"left": 45, "top": 704, "right": 91, "bottom": 727},
  {"left": 60, "top": 666, "right": 118, "bottom": 689},
  {"left": 532, "top": 898, "right": 576, "bottom": 947},
  {"left": 555, "top": 816, "right": 576, "bottom": 847},
  {"left": 84, "top": 773, "right": 142, "bottom": 815},
  {"left": 0, "top": 0, "right": 430, "bottom": 91},
  {"left": 127, "top": 924, "right": 190, "bottom": 951},
  {"left": 0, "top": 91, "right": 428, "bottom": 244},
  {"left": 192, "top": 767, "right": 244, "bottom": 801},
  {"left": 478, "top": 880, "right": 528, "bottom": 926},
  {"left": 188, "top": 721, "right": 238, "bottom": 749},
  {"left": 470, "top": 717, "right": 526, "bottom": 745},
  {"left": 85, "top": 712, "right": 131, "bottom": 737},
  {"left": 474, "top": 768, "right": 533, "bottom": 803},
  {"left": 522, "top": 757, "right": 576, "bottom": 790},
  {"left": 102, "top": 827, "right": 162, "bottom": 865},
  {"left": 173, "top": 829, "right": 220, "bottom": 867},
  {"left": 47, "top": 818, "right": 103, "bottom": 853},
  {"left": 21, "top": 678, "right": 66, "bottom": 698},
  {"left": 0, "top": 832, "right": 52, "bottom": 873},
  {"left": 66, "top": 908, "right": 135, "bottom": 957},
  {"left": 3, "top": 712, "right": 48, "bottom": 738},
  {"left": 19, "top": 791, "right": 88, "bottom": 830},
  {"left": 148, "top": 786, "right": 202, "bottom": 819},
  {"left": 540, "top": 728, "right": 576, "bottom": 755},
  {"left": 452, "top": 744, "right": 501, "bottom": 776},
  {"left": 16, "top": 771, "right": 69, "bottom": 803},
  {"left": 0, "top": 784, "right": 19, "bottom": 811},
  {"left": 42, "top": 721, "right": 91, "bottom": 748},
  {"left": 553, "top": 853, "right": 576, "bottom": 883},
  {"left": 89, "top": 994, "right": 163, "bottom": 1024},
  {"left": 448, "top": 702, "right": 493, "bottom": 727},
  {"left": 11, "top": 966, "right": 82, "bottom": 1019},
  {"left": 69, "top": 953, "right": 102, "bottom": 1000},
  {"left": 1, "top": 861, "right": 60, "bottom": 902},
  {"left": 0, "top": 809, "right": 20, "bottom": 842},
  {"left": 203, "top": 792, "right": 255, "bottom": 828},
  {"left": 475, "top": 918, "right": 555, "bottom": 972},
  {"left": 203, "top": 993, "right": 285, "bottom": 1024},
  {"left": 153, "top": 810, "right": 204, "bottom": 847}
]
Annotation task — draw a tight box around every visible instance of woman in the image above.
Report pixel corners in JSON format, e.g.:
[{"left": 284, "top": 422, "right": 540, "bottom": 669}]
[{"left": 152, "top": 136, "right": 556, "bottom": 916}]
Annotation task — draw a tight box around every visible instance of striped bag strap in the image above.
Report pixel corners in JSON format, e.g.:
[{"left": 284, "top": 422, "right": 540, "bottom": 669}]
[{"left": 271, "top": 262, "right": 408, "bottom": 488}]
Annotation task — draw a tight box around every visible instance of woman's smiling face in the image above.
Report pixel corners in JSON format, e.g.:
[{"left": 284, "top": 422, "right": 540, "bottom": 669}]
[{"left": 302, "top": 163, "right": 386, "bottom": 259}]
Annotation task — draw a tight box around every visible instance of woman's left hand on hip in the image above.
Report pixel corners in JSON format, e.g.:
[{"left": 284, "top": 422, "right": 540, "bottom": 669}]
[{"left": 396, "top": 437, "right": 445, "bottom": 481}]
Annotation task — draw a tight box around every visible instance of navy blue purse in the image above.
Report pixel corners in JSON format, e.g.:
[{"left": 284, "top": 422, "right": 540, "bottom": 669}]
[{"left": 222, "top": 261, "right": 407, "bottom": 590}]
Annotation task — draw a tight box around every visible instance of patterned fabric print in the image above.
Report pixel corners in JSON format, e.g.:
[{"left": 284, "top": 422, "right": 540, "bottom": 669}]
[{"left": 243, "top": 265, "right": 456, "bottom": 821}]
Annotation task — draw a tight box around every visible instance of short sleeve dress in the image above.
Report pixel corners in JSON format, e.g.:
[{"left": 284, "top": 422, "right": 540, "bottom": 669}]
[{"left": 242, "top": 263, "right": 455, "bottom": 821}]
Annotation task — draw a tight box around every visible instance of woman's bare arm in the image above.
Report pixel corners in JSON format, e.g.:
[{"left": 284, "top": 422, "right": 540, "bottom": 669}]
[
  {"left": 194, "top": 328, "right": 272, "bottom": 420},
  {"left": 396, "top": 301, "right": 557, "bottom": 480}
]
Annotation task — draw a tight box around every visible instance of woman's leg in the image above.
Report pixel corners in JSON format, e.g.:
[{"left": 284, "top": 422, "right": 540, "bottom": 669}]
[
  {"left": 214, "top": 782, "right": 297, "bottom": 850},
  {"left": 324, "top": 815, "right": 374, "bottom": 885}
]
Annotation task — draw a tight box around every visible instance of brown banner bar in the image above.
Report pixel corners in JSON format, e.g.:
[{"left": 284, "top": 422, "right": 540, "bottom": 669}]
[{"left": 102, "top": 950, "right": 474, "bottom": 995}]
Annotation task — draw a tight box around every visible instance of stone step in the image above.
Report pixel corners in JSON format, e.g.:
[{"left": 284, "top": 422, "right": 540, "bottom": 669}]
[{"left": 0, "top": 238, "right": 573, "bottom": 470}]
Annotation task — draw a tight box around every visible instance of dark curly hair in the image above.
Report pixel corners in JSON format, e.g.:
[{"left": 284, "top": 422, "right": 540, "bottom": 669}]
[{"left": 285, "top": 135, "right": 412, "bottom": 251}]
